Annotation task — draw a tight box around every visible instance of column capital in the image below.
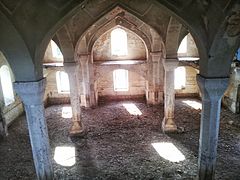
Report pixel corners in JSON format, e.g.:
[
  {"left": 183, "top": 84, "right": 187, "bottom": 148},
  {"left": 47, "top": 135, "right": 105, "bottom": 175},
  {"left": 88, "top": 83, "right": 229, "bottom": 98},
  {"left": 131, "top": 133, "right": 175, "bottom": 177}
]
[
  {"left": 14, "top": 78, "right": 46, "bottom": 105},
  {"left": 64, "top": 62, "right": 79, "bottom": 73},
  {"left": 196, "top": 75, "right": 229, "bottom": 101},
  {"left": 150, "top": 51, "right": 162, "bottom": 62},
  {"left": 150, "top": 51, "right": 162, "bottom": 57},
  {"left": 77, "top": 54, "right": 90, "bottom": 65},
  {"left": 163, "top": 58, "right": 179, "bottom": 70}
]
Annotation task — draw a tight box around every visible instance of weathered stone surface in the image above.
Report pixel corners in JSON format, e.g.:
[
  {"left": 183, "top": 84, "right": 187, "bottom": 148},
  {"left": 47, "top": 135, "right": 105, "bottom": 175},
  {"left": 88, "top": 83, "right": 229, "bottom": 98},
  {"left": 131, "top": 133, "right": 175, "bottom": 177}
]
[
  {"left": 13, "top": 79, "right": 53, "bottom": 180},
  {"left": 162, "top": 58, "right": 179, "bottom": 132},
  {"left": 197, "top": 75, "right": 229, "bottom": 180},
  {"left": 64, "top": 62, "right": 85, "bottom": 136}
]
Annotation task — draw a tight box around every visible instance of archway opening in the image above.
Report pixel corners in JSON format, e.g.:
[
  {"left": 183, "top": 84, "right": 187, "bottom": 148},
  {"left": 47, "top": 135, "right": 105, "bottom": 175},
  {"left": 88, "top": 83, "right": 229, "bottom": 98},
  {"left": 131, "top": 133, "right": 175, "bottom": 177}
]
[{"left": 0, "top": 65, "right": 14, "bottom": 106}]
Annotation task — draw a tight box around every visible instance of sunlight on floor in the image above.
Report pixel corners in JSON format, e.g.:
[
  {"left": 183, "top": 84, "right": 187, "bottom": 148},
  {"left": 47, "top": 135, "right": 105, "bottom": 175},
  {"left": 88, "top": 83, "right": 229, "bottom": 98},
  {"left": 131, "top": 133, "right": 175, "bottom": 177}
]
[
  {"left": 61, "top": 106, "right": 72, "bottom": 118},
  {"left": 182, "top": 100, "right": 202, "bottom": 110},
  {"left": 122, "top": 103, "right": 142, "bottom": 116},
  {"left": 54, "top": 146, "right": 76, "bottom": 167},
  {"left": 152, "top": 142, "right": 185, "bottom": 162}
]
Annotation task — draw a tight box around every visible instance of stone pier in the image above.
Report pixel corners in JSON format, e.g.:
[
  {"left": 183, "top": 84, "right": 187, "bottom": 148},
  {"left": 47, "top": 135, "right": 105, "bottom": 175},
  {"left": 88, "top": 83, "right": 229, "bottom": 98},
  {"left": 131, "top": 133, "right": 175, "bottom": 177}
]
[
  {"left": 162, "top": 58, "right": 178, "bottom": 132},
  {"left": 14, "top": 79, "right": 53, "bottom": 179},
  {"left": 197, "top": 75, "right": 229, "bottom": 180},
  {"left": 64, "top": 62, "right": 84, "bottom": 136}
]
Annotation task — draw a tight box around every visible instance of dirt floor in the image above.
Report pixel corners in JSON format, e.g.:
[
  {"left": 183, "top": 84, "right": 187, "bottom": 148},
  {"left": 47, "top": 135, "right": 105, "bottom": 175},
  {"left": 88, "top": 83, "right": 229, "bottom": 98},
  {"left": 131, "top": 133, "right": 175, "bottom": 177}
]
[{"left": 0, "top": 98, "right": 240, "bottom": 180}]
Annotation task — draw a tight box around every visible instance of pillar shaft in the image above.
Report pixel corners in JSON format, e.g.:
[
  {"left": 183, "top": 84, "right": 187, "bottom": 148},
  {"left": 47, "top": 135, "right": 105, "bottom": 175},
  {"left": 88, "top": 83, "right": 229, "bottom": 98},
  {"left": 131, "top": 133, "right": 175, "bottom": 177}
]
[
  {"left": 197, "top": 75, "right": 229, "bottom": 180},
  {"left": 162, "top": 58, "right": 178, "bottom": 132},
  {"left": 64, "top": 62, "right": 84, "bottom": 136},
  {"left": 14, "top": 79, "right": 53, "bottom": 180},
  {"left": 79, "top": 54, "right": 96, "bottom": 107},
  {"left": 146, "top": 52, "right": 164, "bottom": 105}
]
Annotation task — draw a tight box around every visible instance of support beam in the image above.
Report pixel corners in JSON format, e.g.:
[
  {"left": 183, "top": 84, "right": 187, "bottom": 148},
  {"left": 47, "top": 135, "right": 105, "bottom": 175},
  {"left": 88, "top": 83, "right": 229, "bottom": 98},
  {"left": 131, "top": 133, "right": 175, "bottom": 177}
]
[
  {"left": 14, "top": 79, "right": 53, "bottom": 180},
  {"left": 197, "top": 75, "right": 229, "bottom": 180},
  {"left": 64, "top": 62, "right": 84, "bottom": 136},
  {"left": 162, "top": 58, "right": 178, "bottom": 132}
]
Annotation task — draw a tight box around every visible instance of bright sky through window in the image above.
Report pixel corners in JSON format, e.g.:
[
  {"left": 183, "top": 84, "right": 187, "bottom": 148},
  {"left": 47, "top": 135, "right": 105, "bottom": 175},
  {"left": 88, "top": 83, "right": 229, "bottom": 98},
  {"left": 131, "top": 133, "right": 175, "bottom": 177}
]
[
  {"left": 51, "top": 40, "right": 63, "bottom": 58},
  {"left": 56, "top": 71, "right": 70, "bottom": 93},
  {"left": 178, "top": 36, "right": 187, "bottom": 54},
  {"left": 111, "top": 28, "right": 128, "bottom": 56},
  {"left": 0, "top": 65, "right": 14, "bottom": 106},
  {"left": 174, "top": 67, "right": 186, "bottom": 90},
  {"left": 113, "top": 69, "right": 129, "bottom": 91}
]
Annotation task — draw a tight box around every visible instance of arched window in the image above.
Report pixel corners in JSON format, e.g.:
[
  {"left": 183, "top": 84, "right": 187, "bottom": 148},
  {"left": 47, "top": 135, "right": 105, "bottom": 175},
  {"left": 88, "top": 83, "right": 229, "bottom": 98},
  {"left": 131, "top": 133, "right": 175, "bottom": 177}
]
[
  {"left": 111, "top": 28, "right": 128, "bottom": 56},
  {"left": 174, "top": 67, "right": 186, "bottom": 90},
  {"left": 0, "top": 65, "right": 14, "bottom": 106},
  {"left": 113, "top": 69, "right": 129, "bottom": 91},
  {"left": 51, "top": 40, "right": 63, "bottom": 58},
  {"left": 56, "top": 71, "right": 70, "bottom": 93},
  {"left": 178, "top": 36, "right": 187, "bottom": 54}
]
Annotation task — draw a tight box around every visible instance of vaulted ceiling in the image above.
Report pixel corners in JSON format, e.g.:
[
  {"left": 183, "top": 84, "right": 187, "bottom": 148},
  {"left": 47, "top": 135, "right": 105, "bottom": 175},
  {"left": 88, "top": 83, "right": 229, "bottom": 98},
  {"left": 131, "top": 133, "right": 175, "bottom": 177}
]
[{"left": 0, "top": 0, "right": 239, "bottom": 81}]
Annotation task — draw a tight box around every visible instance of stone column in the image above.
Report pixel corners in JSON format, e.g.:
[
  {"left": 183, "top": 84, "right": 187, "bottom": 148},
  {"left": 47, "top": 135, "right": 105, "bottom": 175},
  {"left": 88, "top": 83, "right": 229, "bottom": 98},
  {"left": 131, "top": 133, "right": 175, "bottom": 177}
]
[
  {"left": 146, "top": 52, "right": 164, "bottom": 105},
  {"left": 162, "top": 58, "right": 178, "bottom": 132},
  {"left": 64, "top": 62, "right": 84, "bottom": 136},
  {"left": 197, "top": 75, "right": 229, "bottom": 180},
  {"left": 79, "top": 54, "right": 96, "bottom": 107},
  {"left": 14, "top": 79, "right": 53, "bottom": 180}
]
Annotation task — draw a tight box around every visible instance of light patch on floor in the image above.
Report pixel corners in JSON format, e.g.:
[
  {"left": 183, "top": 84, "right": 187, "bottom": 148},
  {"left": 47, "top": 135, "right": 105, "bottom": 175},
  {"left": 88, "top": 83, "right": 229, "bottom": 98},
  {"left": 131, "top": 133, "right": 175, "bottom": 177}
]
[
  {"left": 122, "top": 103, "right": 142, "bottom": 116},
  {"left": 54, "top": 146, "right": 76, "bottom": 167},
  {"left": 62, "top": 106, "right": 72, "bottom": 118},
  {"left": 152, "top": 142, "right": 185, "bottom": 162},
  {"left": 182, "top": 100, "right": 202, "bottom": 110}
]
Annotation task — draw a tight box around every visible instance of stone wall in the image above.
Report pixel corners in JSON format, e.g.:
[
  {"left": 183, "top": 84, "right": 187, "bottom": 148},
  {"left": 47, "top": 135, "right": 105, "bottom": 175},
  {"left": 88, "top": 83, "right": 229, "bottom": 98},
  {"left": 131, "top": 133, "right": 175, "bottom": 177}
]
[{"left": 93, "top": 28, "right": 146, "bottom": 61}]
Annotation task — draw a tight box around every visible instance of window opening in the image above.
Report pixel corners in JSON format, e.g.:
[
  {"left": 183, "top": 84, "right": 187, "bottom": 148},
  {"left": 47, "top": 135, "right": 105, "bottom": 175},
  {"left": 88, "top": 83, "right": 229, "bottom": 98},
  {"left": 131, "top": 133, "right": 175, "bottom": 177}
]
[
  {"left": 111, "top": 28, "right": 128, "bottom": 56},
  {"left": 178, "top": 36, "right": 187, "bottom": 54},
  {"left": 51, "top": 40, "right": 63, "bottom": 58},
  {"left": 56, "top": 71, "right": 70, "bottom": 93},
  {"left": 113, "top": 69, "right": 129, "bottom": 91},
  {"left": 174, "top": 67, "right": 186, "bottom": 90},
  {"left": 0, "top": 65, "right": 14, "bottom": 106}
]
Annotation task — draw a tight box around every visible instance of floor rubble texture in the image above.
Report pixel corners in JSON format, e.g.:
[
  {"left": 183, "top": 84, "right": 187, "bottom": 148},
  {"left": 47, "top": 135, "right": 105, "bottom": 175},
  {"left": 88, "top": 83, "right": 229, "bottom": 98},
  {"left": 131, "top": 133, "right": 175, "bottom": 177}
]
[{"left": 0, "top": 98, "right": 239, "bottom": 179}]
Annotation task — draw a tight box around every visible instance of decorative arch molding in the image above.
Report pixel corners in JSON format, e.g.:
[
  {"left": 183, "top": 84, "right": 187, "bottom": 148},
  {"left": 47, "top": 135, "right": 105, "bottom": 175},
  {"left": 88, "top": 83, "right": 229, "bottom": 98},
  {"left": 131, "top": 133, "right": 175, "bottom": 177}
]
[
  {"left": 88, "top": 18, "right": 151, "bottom": 55},
  {"left": 74, "top": 6, "right": 164, "bottom": 60}
]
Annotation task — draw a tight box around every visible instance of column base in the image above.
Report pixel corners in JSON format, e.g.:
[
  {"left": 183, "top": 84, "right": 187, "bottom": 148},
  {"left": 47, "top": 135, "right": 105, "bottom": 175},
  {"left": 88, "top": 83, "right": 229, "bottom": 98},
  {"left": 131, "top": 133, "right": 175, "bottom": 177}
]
[
  {"left": 162, "top": 117, "right": 177, "bottom": 132},
  {"left": 69, "top": 121, "right": 85, "bottom": 137}
]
